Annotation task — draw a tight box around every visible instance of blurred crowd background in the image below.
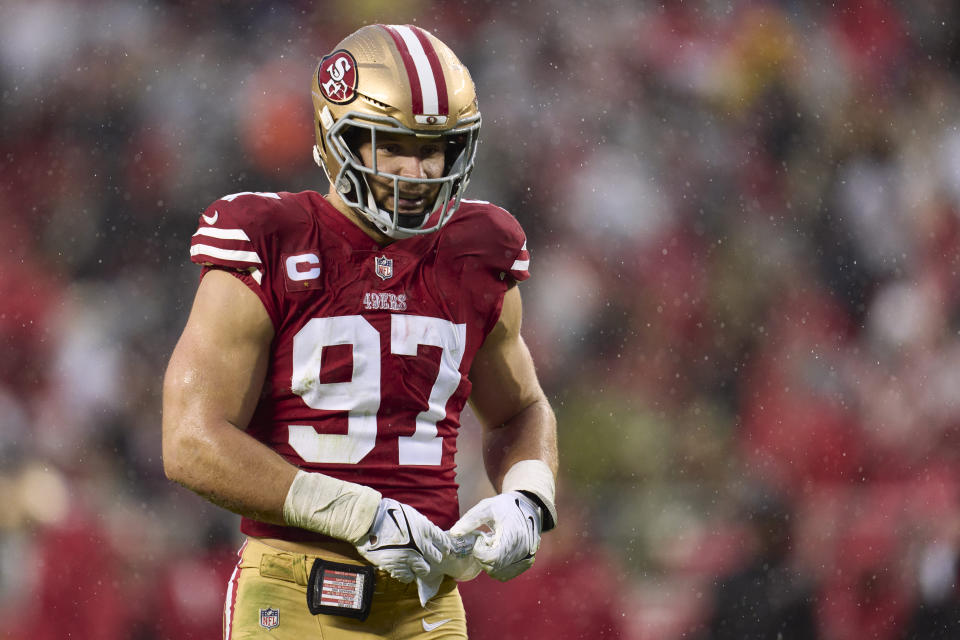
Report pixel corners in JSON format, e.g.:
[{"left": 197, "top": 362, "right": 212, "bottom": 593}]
[{"left": 3, "top": 0, "right": 960, "bottom": 638}]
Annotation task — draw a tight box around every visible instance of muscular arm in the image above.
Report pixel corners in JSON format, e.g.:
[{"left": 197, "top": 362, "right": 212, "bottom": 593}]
[
  {"left": 162, "top": 269, "right": 296, "bottom": 525},
  {"left": 468, "top": 285, "right": 558, "bottom": 492}
]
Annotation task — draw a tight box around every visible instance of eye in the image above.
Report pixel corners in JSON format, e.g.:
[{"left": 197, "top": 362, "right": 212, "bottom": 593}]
[
  {"left": 420, "top": 144, "right": 443, "bottom": 158},
  {"left": 377, "top": 143, "right": 402, "bottom": 155}
]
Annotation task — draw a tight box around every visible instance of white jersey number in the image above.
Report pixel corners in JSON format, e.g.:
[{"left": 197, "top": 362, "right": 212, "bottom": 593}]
[{"left": 288, "top": 314, "right": 466, "bottom": 466}]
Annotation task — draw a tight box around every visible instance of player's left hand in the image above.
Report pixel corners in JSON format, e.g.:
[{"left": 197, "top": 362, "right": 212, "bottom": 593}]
[
  {"left": 449, "top": 491, "right": 542, "bottom": 581},
  {"left": 356, "top": 499, "right": 452, "bottom": 583},
  {"left": 413, "top": 531, "right": 483, "bottom": 606}
]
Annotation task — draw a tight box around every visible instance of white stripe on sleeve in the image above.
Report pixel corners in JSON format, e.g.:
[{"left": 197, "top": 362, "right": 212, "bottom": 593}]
[
  {"left": 511, "top": 241, "right": 529, "bottom": 271},
  {"left": 192, "top": 227, "right": 251, "bottom": 241},
  {"left": 190, "top": 244, "right": 262, "bottom": 264},
  {"left": 511, "top": 259, "right": 530, "bottom": 271}
]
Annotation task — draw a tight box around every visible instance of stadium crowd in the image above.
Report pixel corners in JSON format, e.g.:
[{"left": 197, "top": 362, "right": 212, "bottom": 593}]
[{"left": 2, "top": 0, "right": 960, "bottom": 637}]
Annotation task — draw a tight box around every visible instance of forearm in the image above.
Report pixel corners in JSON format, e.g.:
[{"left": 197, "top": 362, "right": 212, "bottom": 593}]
[
  {"left": 162, "top": 413, "right": 297, "bottom": 526},
  {"left": 481, "top": 394, "right": 558, "bottom": 491},
  {"left": 163, "top": 415, "right": 381, "bottom": 543}
]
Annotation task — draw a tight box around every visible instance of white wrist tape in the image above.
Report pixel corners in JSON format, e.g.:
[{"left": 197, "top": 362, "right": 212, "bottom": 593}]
[
  {"left": 502, "top": 459, "right": 558, "bottom": 531},
  {"left": 282, "top": 470, "right": 382, "bottom": 545}
]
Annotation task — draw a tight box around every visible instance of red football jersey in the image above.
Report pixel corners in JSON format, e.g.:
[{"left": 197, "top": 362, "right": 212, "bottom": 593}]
[{"left": 189, "top": 190, "right": 530, "bottom": 541}]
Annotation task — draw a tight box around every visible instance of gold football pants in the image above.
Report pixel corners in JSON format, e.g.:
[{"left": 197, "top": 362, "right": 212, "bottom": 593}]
[{"left": 224, "top": 537, "right": 468, "bottom": 639}]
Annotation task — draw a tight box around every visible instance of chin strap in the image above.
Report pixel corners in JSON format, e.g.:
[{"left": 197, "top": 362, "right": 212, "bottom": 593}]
[{"left": 365, "top": 189, "right": 389, "bottom": 234}]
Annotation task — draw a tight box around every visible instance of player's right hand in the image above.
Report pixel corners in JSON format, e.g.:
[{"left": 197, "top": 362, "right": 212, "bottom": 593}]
[{"left": 355, "top": 498, "right": 452, "bottom": 583}]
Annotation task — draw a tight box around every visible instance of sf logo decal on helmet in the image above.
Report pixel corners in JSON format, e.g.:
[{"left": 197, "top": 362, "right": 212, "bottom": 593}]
[{"left": 317, "top": 50, "right": 358, "bottom": 104}]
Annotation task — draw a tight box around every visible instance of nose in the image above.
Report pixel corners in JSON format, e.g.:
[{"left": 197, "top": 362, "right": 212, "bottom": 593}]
[{"left": 393, "top": 153, "right": 428, "bottom": 179}]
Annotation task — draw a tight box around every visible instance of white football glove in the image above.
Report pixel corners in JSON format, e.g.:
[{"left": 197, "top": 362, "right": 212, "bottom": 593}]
[
  {"left": 355, "top": 499, "right": 452, "bottom": 583},
  {"left": 415, "top": 532, "right": 482, "bottom": 606},
  {"left": 450, "top": 491, "right": 542, "bottom": 581}
]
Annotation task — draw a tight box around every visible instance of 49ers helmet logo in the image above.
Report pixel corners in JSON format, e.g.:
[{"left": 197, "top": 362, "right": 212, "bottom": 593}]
[{"left": 317, "top": 50, "right": 358, "bottom": 104}]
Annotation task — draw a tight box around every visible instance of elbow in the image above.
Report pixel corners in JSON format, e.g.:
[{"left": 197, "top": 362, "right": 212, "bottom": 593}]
[
  {"left": 162, "top": 453, "right": 184, "bottom": 485},
  {"left": 161, "top": 431, "right": 188, "bottom": 485},
  {"left": 161, "top": 376, "right": 206, "bottom": 487},
  {"left": 161, "top": 421, "right": 201, "bottom": 487}
]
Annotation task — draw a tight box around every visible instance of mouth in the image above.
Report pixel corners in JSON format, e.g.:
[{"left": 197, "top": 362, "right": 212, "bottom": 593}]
[{"left": 395, "top": 195, "right": 428, "bottom": 212}]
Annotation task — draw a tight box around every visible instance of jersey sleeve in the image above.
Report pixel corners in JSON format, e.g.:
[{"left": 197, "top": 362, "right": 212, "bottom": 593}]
[
  {"left": 188, "top": 192, "right": 290, "bottom": 330},
  {"left": 508, "top": 239, "right": 530, "bottom": 282},
  {"left": 441, "top": 200, "right": 532, "bottom": 286},
  {"left": 189, "top": 198, "right": 267, "bottom": 273},
  {"left": 483, "top": 202, "right": 530, "bottom": 284}
]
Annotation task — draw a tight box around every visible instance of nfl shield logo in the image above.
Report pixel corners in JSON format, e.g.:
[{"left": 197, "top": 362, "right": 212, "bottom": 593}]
[
  {"left": 259, "top": 607, "right": 279, "bottom": 629},
  {"left": 374, "top": 255, "right": 393, "bottom": 280}
]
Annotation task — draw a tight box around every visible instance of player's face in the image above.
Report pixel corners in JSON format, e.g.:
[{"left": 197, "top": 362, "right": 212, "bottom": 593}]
[{"left": 357, "top": 132, "right": 445, "bottom": 215}]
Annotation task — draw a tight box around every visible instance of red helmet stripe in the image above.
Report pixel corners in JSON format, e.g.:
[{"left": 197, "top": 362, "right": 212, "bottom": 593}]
[
  {"left": 409, "top": 26, "right": 449, "bottom": 116},
  {"left": 380, "top": 25, "right": 424, "bottom": 115}
]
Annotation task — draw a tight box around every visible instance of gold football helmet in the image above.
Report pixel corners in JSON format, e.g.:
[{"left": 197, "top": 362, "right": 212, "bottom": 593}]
[{"left": 311, "top": 24, "right": 481, "bottom": 239}]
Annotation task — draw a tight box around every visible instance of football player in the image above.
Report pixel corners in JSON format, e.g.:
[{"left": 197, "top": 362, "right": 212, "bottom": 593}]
[{"left": 162, "top": 24, "right": 558, "bottom": 639}]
